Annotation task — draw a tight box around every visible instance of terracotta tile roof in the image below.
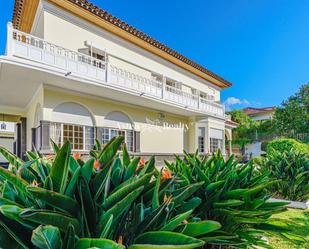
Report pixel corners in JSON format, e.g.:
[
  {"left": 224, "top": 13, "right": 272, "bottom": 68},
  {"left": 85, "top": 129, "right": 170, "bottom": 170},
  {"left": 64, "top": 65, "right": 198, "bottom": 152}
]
[
  {"left": 243, "top": 107, "right": 276, "bottom": 116},
  {"left": 225, "top": 119, "right": 239, "bottom": 127},
  {"left": 12, "top": 0, "right": 232, "bottom": 88}
]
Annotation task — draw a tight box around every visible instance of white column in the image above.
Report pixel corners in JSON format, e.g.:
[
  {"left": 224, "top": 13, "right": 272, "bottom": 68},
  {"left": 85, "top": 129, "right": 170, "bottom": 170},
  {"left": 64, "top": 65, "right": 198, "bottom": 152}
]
[{"left": 6, "top": 22, "right": 13, "bottom": 56}]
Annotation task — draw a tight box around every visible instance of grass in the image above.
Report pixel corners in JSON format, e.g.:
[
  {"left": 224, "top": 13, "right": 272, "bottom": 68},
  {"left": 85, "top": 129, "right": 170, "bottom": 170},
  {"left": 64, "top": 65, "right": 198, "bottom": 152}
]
[{"left": 268, "top": 208, "right": 309, "bottom": 249}]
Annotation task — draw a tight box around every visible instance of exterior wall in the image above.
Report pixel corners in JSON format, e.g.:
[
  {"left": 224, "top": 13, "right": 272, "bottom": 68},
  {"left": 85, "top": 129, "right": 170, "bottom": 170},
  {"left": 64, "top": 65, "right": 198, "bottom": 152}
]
[
  {"left": 40, "top": 2, "right": 221, "bottom": 101},
  {"left": 250, "top": 113, "right": 274, "bottom": 121},
  {"left": 25, "top": 85, "right": 44, "bottom": 150},
  {"left": 0, "top": 136, "right": 14, "bottom": 163},
  {"left": 245, "top": 142, "right": 263, "bottom": 157},
  {"left": 42, "top": 88, "right": 190, "bottom": 154},
  {"left": 197, "top": 117, "right": 226, "bottom": 154}
]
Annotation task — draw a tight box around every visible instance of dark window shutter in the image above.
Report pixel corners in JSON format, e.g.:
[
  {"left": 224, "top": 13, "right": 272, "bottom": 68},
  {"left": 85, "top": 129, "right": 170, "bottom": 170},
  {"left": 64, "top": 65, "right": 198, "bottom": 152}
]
[
  {"left": 96, "top": 127, "right": 102, "bottom": 144},
  {"left": 32, "top": 128, "right": 36, "bottom": 151},
  {"left": 41, "top": 121, "right": 51, "bottom": 151},
  {"left": 134, "top": 131, "right": 140, "bottom": 153}
]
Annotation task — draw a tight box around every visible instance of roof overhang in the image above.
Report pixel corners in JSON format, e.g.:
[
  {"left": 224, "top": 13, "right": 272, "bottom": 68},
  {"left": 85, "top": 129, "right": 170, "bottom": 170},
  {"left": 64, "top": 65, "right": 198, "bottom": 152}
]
[{"left": 13, "top": 0, "right": 232, "bottom": 89}]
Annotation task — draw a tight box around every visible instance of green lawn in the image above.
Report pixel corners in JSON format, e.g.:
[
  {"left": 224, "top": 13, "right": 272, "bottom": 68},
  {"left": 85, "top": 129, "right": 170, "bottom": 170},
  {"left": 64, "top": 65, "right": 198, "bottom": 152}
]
[{"left": 268, "top": 208, "right": 309, "bottom": 249}]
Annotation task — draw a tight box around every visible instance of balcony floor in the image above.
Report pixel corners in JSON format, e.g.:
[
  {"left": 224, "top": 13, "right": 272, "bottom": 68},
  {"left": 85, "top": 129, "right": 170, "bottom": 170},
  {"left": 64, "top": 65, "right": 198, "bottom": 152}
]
[{"left": 0, "top": 56, "right": 221, "bottom": 118}]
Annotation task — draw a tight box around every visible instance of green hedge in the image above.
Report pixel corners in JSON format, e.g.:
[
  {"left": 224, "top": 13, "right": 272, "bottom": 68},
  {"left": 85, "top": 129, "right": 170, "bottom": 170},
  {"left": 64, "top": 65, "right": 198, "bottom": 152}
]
[{"left": 267, "top": 138, "right": 309, "bottom": 154}]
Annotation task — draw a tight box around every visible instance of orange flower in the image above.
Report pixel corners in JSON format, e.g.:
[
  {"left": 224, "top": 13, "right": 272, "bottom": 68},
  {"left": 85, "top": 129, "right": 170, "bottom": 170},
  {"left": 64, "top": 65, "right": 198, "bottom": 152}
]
[
  {"left": 182, "top": 220, "right": 189, "bottom": 225},
  {"left": 139, "top": 157, "right": 145, "bottom": 166},
  {"left": 161, "top": 168, "right": 172, "bottom": 181},
  {"left": 46, "top": 154, "right": 53, "bottom": 160},
  {"left": 17, "top": 168, "right": 23, "bottom": 177},
  {"left": 93, "top": 160, "right": 101, "bottom": 170},
  {"left": 117, "top": 236, "right": 123, "bottom": 245},
  {"left": 30, "top": 180, "right": 39, "bottom": 187},
  {"left": 73, "top": 153, "right": 81, "bottom": 160}
]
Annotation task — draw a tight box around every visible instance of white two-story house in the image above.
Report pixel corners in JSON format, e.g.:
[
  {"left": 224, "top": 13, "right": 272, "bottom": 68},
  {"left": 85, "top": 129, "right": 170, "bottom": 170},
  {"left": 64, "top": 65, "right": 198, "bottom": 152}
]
[{"left": 0, "top": 0, "right": 236, "bottom": 162}]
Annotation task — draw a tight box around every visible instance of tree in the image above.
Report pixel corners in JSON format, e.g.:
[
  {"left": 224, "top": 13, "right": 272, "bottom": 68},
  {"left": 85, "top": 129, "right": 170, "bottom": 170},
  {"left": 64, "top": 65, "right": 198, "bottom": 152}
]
[
  {"left": 230, "top": 110, "right": 257, "bottom": 155},
  {"left": 273, "top": 83, "right": 309, "bottom": 135}
]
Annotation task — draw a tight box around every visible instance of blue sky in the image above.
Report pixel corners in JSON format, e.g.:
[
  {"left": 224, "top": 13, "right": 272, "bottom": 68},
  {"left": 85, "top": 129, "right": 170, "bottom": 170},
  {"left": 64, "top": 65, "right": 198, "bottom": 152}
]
[{"left": 1, "top": 0, "right": 308, "bottom": 110}]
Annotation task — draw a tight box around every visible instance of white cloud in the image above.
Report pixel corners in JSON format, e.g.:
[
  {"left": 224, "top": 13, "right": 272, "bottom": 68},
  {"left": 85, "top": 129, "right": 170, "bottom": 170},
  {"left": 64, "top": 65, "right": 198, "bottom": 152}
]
[{"left": 224, "top": 97, "right": 251, "bottom": 111}]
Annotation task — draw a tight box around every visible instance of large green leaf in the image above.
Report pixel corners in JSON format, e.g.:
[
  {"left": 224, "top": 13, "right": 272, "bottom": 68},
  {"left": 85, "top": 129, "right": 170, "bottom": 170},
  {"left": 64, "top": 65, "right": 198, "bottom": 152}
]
[
  {"left": 130, "top": 231, "right": 205, "bottom": 249},
  {"left": 81, "top": 158, "right": 94, "bottom": 183},
  {"left": 78, "top": 176, "right": 96, "bottom": 236},
  {"left": 0, "top": 205, "right": 35, "bottom": 229},
  {"left": 75, "top": 238, "right": 124, "bottom": 249},
  {"left": 160, "top": 210, "right": 193, "bottom": 231},
  {"left": 62, "top": 224, "right": 75, "bottom": 249},
  {"left": 98, "top": 136, "right": 124, "bottom": 165},
  {"left": 173, "top": 182, "right": 204, "bottom": 206},
  {"left": 0, "top": 167, "right": 29, "bottom": 193},
  {"left": 122, "top": 143, "right": 131, "bottom": 167},
  {"left": 213, "top": 200, "right": 244, "bottom": 208},
  {"left": 65, "top": 167, "right": 81, "bottom": 197},
  {"left": 31, "top": 225, "right": 62, "bottom": 249},
  {"left": 20, "top": 209, "right": 80, "bottom": 233},
  {"left": 123, "top": 157, "right": 140, "bottom": 181},
  {"left": 98, "top": 186, "right": 144, "bottom": 233},
  {"left": 0, "top": 214, "right": 32, "bottom": 249},
  {"left": 103, "top": 172, "right": 152, "bottom": 210},
  {"left": 181, "top": 220, "right": 221, "bottom": 237},
  {"left": 0, "top": 146, "right": 24, "bottom": 168},
  {"left": 26, "top": 187, "right": 79, "bottom": 216},
  {"left": 49, "top": 142, "right": 71, "bottom": 194}
]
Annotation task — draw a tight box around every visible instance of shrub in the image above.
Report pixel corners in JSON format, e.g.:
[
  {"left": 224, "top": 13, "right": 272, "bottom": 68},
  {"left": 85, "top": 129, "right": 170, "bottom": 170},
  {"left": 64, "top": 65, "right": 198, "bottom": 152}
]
[
  {"left": 259, "top": 149, "right": 309, "bottom": 201},
  {"left": 0, "top": 137, "right": 222, "bottom": 249},
  {"left": 165, "top": 151, "right": 299, "bottom": 248},
  {"left": 266, "top": 138, "right": 309, "bottom": 155},
  {"left": 0, "top": 138, "right": 304, "bottom": 248}
]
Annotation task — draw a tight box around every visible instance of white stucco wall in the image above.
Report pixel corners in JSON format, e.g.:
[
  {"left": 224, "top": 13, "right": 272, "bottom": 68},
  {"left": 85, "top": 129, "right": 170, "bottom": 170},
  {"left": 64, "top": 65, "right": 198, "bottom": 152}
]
[
  {"left": 25, "top": 85, "right": 44, "bottom": 150},
  {"left": 245, "top": 142, "right": 263, "bottom": 157},
  {"left": 39, "top": 1, "right": 221, "bottom": 101},
  {"left": 42, "top": 88, "right": 189, "bottom": 154}
]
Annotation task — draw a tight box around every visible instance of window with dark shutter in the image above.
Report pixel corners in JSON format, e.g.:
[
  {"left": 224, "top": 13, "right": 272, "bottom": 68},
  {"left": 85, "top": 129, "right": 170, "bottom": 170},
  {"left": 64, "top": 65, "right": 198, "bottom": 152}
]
[{"left": 134, "top": 131, "right": 140, "bottom": 153}]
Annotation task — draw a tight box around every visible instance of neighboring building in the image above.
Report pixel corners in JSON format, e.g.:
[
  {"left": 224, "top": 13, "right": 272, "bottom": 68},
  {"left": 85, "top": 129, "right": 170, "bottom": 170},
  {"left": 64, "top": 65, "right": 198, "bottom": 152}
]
[
  {"left": 0, "top": 0, "right": 235, "bottom": 163},
  {"left": 0, "top": 121, "right": 15, "bottom": 166},
  {"left": 242, "top": 107, "right": 276, "bottom": 157},
  {"left": 243, "top": 107, "right": 276, "bottom": 121}
]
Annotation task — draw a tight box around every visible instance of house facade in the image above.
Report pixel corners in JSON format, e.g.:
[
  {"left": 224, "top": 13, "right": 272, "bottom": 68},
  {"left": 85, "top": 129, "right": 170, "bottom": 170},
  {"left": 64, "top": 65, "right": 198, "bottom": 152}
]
[
  {"left": 0, "top": 0, "right": 235, "bottom": 162},
  {"left": 242, "top": 107, "right": 276, "bottom": 157}
]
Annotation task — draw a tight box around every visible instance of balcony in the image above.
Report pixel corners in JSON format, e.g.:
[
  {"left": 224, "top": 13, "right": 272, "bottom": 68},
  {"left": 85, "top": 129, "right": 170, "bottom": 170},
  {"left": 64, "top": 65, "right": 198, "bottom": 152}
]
[{"left": 6, "top": 24, "right": 225, "bottom": 118}]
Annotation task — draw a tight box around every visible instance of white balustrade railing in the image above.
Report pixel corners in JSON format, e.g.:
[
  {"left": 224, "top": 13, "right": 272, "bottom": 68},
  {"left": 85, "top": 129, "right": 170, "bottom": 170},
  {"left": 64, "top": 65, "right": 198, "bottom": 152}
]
[
  {"left": 165, "top": 85, "right": 198, "bottom": 109},
  {"left": 108, "top": 64, "right": 163, "bottom": 98},
  {"left": 8, "top": 25, "right": 106, "bottom": 81},
  {"left": 6, "top": 23, "right": 225, "bottom": 117},
  {"left": 199, "top": 97, "right": 225, "bottom": 116}
]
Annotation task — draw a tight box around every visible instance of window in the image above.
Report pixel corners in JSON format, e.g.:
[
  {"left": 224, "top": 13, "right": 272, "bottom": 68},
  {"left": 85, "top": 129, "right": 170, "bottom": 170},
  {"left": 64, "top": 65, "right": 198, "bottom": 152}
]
[
  {"left": 198, "top": 127, "right": 205, "bottom": 153},
  {"left": 210, "top": 138, "right": 223, "bottom": 153},
  {"left": 63, "top": 124, "right": 84, "bottom": 150},
  {"left": 78, "top": 48, "right": 106, "bottom": 69},
  {"left": 50, "top": 123, "right": 95, "bottom": 151},
  {"left": 166, "top": 78, "right": 182, "bottom": 89},
  {"left": 100, "top": 127, "right": 134, "bottom": 152},
  {"left": 151, "top": 72, "right": 163, "bottom": 82}
]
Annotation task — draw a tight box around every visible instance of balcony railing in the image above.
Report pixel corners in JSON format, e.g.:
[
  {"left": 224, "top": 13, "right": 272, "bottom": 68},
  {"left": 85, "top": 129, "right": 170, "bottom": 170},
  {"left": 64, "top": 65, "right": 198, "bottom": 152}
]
[
  {"left": 8, "top": 24, "right": 106, "bottom": 81},
  {"left": 6, "top": 23, "right": 225, "bottom": 118}
]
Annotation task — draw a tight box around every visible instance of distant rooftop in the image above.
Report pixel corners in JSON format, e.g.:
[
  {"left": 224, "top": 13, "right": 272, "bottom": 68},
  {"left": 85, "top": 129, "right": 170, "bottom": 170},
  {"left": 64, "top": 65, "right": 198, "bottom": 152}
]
[{"left": 243, "top": 107, "right": 276, "bottom": 116}]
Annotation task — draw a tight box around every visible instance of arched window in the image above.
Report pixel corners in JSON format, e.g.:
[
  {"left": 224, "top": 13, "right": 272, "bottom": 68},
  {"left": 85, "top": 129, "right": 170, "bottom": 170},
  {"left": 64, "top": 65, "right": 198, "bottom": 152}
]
[
  {"left": 100, "top": 111, "right": 135, "bottom": 152},
  {"left": 50, "top": 102, "right": 95, "bottom": 151}
]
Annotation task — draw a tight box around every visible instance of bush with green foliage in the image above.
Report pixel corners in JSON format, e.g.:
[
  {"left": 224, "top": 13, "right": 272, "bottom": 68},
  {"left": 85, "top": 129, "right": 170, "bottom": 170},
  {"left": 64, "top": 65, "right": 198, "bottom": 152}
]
[
  {"left": 258, "top": 149, "right": 309, "bottom": 201},
  {"left": 0, "top": 137, "right": 225, "bottom": 249},
  {"left": 165, "top": 151, "right": 305, "bottom": 248},
  {"left": 0, "top": 137, "right": 305, "bottom": 248},
  {"left": 266, "top": 138, "right": 309, "bottom": 155}
]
